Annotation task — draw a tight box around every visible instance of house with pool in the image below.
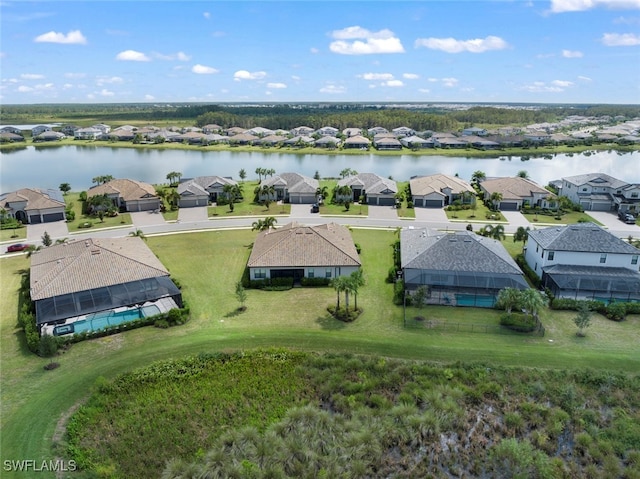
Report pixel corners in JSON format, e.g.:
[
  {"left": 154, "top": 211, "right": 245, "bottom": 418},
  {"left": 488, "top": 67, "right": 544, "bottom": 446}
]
[
  {"left": 30, "top": 237, "right": 183, "bottom": 337},
  {"left": 400, "top": 228, "right": 529, "bottom": 307}
]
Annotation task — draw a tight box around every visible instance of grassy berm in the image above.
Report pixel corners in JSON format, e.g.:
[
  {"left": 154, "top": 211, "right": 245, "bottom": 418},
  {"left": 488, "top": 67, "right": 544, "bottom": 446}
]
[{"left": 66, "top": 349, "right": 640, "bottom": 478}]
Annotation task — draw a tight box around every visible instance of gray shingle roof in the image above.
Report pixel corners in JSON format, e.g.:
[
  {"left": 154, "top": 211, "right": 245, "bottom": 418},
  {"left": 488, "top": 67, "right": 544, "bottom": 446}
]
[
  {"left": 338, "top": 173, "right": 397, "bottom": 195},
  {"left": 178, "top": 176, "right": 237, "bottom": 196},
  {"left": 263, "top": 173, "right": 318, "bottom": 194},
  {"left": 30, "top": 237, "right": 170, "bottom": 300},
  {"left": 528, "top": 223, "right": 640, "bottom": 254},
  {"left": 247, "top": 222, "right": 361, "bottom": 268},
  {"left": 409, "top": 174, "right": 474, "bottom": 197},
  {"left": 401, "top": 228, "right": 524, "bottom": 275},
  {"left": 562, "top": 173, "right": 627, "bottom": 189}
]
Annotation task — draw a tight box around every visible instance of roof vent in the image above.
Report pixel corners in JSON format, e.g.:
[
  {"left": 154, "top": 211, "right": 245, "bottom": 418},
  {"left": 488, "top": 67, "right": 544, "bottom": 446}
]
[{"left": 90, "top": 248, "right": 101, "bottom": 255}]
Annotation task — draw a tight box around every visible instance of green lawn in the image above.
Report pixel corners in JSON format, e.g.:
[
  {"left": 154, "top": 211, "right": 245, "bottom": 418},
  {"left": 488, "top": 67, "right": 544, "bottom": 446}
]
[
  {"left": 0, "top": 226, "right": 26, "bottom": 242},
  {"left": 445, "top": 203, "right": 506, "bottom": 222},
  {"left": 522, "top": 210, "right": 603, "bottom": 225},
  {"left": 63, "top": 192, "right": 133, "bottom": 232},
  {"left": 2, "top": 228, "right": 640, "bottom": 477}
]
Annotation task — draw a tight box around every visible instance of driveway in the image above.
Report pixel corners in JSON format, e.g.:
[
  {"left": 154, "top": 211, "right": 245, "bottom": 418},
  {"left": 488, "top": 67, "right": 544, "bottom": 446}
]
[
  {"left": 178, "top": 206, "right": 208, "bottom": 222},
  {"left": 587, "top": 211, "right": 640, "bottom": 234},
  {"left": 130, "top": 211, "right": 167, "bottom": 228},
  {"left": 413, "top": 207, "right": 449, "bottom": 222},
  {"left": 27, "top": 220, "right": 69, "bottom": 243},
  {"left": 501, "top": 210, "right": 532, "bottom": 230},
  {"left": 290, "top": 204, "right": 314, "bottom": 219},
  {"left": 368, "top": 205, "right": 398, "bottom": 220}
]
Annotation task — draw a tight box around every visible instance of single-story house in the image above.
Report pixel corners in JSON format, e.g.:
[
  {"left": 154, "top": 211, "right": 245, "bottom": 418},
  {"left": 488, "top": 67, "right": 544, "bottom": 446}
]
[
  {"left": 247, "top": 222, "right": 361, "bottom": 282},
  {"left": 343, "top": 128, "right": 362, "bottom": 137},
  {"left": 108, "top": 129, "right": 136, "bottom": 141},
  {"left": 258, "top": 173, "right": 319, "bottom": 204},
  {"left": 30, "top": 237, "right": 183, "bottom": 336},
  {"left": 255, "top": 134, "right": 287, "bottom": 146},
  {"left": 461, "top": 127, "right": 487, "bottom": 136},
  {"left": 291, "top": 126, "right": 315, "bottom": 136},
  {"left": 283, "top": 135, "right": 315, "bottom": 147},
  {"left": 202, "top": 124, "right": 222, "bottom": 134},
  {"left": 1, "top": 126, "right": 23, "bottom": 135},
  {"left": 410, "top": 174, "right": 475, "bottom": 208},
  {"left": 343, "top": 135, "right": 371, "bottom": 149},
  {"left": 226, "top": 127, "right": 247, "bottom": 136},
  {"left": 314, "top": 136, "right": 341, "bottom": 148},
  {"left": 0, "top": 132, "right": 26, "bottom": 142},
  {"left": 434, "top": 137, "right": 468, "bottom": 149},
  {"left": 228, "top": 133, "right": 259, "bottom": 145},
  {"left": 400, "top": 135, "right": 435, "bottom": 149},
  {"left": 246, "top": 127, "right": 275, "bottom": 137},
  {"left": 177, "top": 176, "right": 238, "bottom": 207},
  {"left": 92, "top": 124, "right": 111, "bottom": 134},
  {"left": 373, "top": 137, "right": 402, "bottom": 150},
  {"left": 87, "top": 178, "right": 161, "bottom": 212},
  {"left": 32, "top": 125, "right": 52, "bottom": 137},
  {"left": 392, "top": 126, "right": 415, "bottom": 138},
  {"left": 33, "top": 131, "right": 66, "bottom": 142},
  {"left": 336, "top": 173, "right": 397, "bottom": 206},
  {"left": 401, "top": 228, "right": 529, "bottom": 307},
  {"left": 525, "top": 223, "right": 640, "bottom": 302},
  {"left": 204, "top": 133, "right": 230, "bottom": 144},
  {"left": 316, "top": 126, "right": 339, "bottom": 137},
  {"left": 480, "top": 177, "right": 555, "bottom": 211},
  {"left": 0, "top": 188, "right": 66, "bottom": 224},
  {"left": 367, "top": 127, "right": 388, "bottom": 136}
]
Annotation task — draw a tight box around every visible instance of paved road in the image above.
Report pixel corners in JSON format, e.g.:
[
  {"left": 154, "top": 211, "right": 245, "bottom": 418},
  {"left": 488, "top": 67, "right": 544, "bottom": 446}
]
[{"left": 3, "top": 207, "right": 639, "bottom": 255}]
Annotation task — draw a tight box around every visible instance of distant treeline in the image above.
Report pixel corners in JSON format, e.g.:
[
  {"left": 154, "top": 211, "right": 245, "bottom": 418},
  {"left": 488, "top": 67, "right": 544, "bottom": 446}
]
[{"left": 2, "top": 103, "right": 639, "bottom": 130}]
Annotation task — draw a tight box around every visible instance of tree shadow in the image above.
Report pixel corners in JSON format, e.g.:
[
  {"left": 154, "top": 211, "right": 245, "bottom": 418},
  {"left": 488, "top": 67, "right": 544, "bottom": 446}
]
[
  {"left": 315, "top": 313, "right": 347, "bottom": 330},
  {"left": 224, "top": 307, "right": 247, "bottom": 318}
]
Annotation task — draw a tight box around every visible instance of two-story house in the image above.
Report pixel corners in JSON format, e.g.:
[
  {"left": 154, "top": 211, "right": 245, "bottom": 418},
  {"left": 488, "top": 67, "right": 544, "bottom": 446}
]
[{"left": 525, "top": 223, "right": 640, "bottom": 302}]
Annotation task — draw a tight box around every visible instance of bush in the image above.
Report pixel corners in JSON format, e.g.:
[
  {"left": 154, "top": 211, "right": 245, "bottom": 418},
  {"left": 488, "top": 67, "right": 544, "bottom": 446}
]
[
  {"left": 354, "top": 243, "right": 362, "bottom": 254},
  {"left": 300, "top": 277, "right": 331, "bottom": 287},
  {"left": 500, "top": 313, "right": 538, "bottom": 332},
  {"left": 327, "top": 305, "right": 362, "bottom": 322},
  {"left": 393, "top": 280, "right": 405, "bottom": 305},
  {"left": 386, "top": 266, "right": 397, "bottom": 284},
  {"left": 515, "top": 254, "right": 541, "bottom": 289},
  {"left": 606, "top": 302, "right": 627, "bottom": 322}
]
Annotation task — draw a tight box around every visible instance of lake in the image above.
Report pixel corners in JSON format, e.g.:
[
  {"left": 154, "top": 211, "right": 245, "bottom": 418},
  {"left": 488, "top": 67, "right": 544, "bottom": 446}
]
[{"left": 1, "top": 145, "right": 638, "bottom": 192}]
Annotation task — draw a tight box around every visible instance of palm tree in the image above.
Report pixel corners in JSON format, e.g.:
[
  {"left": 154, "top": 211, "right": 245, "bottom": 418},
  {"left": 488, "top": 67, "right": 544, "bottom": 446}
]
[
  {"left": 238, "top": 168, "right": 247, "bottom": 180},
  {"left": 261, "top": 184, "right": 275, "bottom": 209},
  {"left": 335, "top": 185, "right": 352, "bottom": 204},
  {"left": 513, "top": 226, "right": 530, "bottom": 243},
  {"left": 489, "top": 192, "right": 503, "bottom": 211},
  {"left": 517, "top": 170, "right": 529, "bottom": 179},
  {"left": 25, "top": 245, "right": 42, "bottom": 258},
  {"left": 331, "top": 276, "right": 346, "bottom": 310},
  {"left": 165, "top": 171, "right": 182, "bottom": 186},
  {"left": 315, "top": 186, "right": 328, "bottom": 202},
  {"left": 350, "top": 270, "right": 365, "bottom": 310},
  {"left": 251, "top": 217, "right": 277, "bottom": 231},
  {"left": 130, "top": 229, "right": 146, "bottom": 241},
  {"left": 255, "top": 167, "right": 266, "bottom": 182},
  {"left": 497, "top": 288, "right": 521, "bottom": 314},
  {"left": 266, "top": 168, "right": 276, "bottom": 177},
  {"left": 471, "top": 170, "right": 486, "bottom": 185},
  {"left": 490, "top": 224, "right": 506, "bottom": 240},
  {"left": 519, "top": 289, "right": 547, "bottom": 321},
  {"left": 251, "top": 219, "right": 265, "bottom": 231}
]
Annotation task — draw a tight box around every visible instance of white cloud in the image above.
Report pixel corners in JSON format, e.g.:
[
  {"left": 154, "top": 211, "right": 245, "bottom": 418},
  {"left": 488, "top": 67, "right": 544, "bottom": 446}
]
[
  {"left": 0, "top": 52, "right": 5, "bottom": 59},
  {"left": 415, "top": 35, "right": 508, "bottom": 53},
  {"left": 329, "top": 26, "right": 405, "bottom": 55},
  {"left": 578, "top": 75, "right": 593, "bottom": 81},
  {"left": 116, "top": 50, "right": 150, "bottom": 61},
  {"left": 192, "top": 64, "right": 219, "bottom": 74},
  {"left": 427, "top": 78, "right": 439, "bottom": 82},
  {"left": 550, "top": 0, "right": 640, "bottom": 13},
  {"left": 145, "top": 94, "right": 155, "bottom": 100},
  {"left": 310, "top": 47, "right": 320, "bottom": 54},
  {"left": 383, "top": 80, "right": 404, "bottom": 87},
  {"left": 319, "top": 83, "right": 346, "bottom": 94},
  {"left": 35, "top": 83, "right": 54, "bottom": 90},
  {"left": 613, "top": 15, "right": 640, "bottom": 23},
  {"left": 34, "top": 30, "right": 87, "bottom": 44},
  {"left": 96, "top": 76, "right": 124, "bottom": 86},
  {"left": 63, "top": 83, "right": 73, "bottom": 89},
  {"left": 562, "top": 49, "right": 584, "bottom": 57},
  {"left": 551, "top": 80, "right": 574, "bottom": 87},
  {"left": 291, "top": 75, "right": 301, "bottom": 81},
  {"left": 17, "top": 85, "right": 33, "bottom": 92},
  {"left": 21, "top": 73, "right": 45, "bottom": 80},
  {"left": 203, "top": 12, "right": 211, "bottom": 19},
  {"left": 154, "top": 51, "right": 191, "bottom": 61},
  {"left": 442, "top": 77, "right": 459, "bottom": 87},
  {"left": 234, "top": 70, "right": 267, "bottom": 81},
  {"left": 267, "top": 82, "right": 287, "bottom": 89},
  {"left": 403, "top": 73, "right": 419, "bottom": 80},
  {"left": 360, "top": 72, "right": 394, "bottom": 80},
  {"left": 65, "top": 72, "right": 86, "bottom": 79},
  {"left": 521, "top": 79, "right": 575, "bottom": 92},
  {"left": 601, "top": 32, "right": 640, "bottom": 45},
  {"left": 418, "top": 88, "right": 430, "bottom": 93},
  {"left": 99, "top": 89, "right": 114, "bottom": 97}
]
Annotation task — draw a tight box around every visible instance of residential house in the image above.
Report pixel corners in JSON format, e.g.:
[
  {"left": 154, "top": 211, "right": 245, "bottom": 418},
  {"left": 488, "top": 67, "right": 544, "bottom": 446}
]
[
  {"left": 256, "top": 134, "right": 287, "bottom": 146},
  {"left": 399, "top": 135, "right": 435, "bottom": 149},
  {"left": 204, "top": 134, "right": 230, "bottom": 144},
  {"left": 87, "top": 178, "right": 161, "bottom": 212},
  {"left": 173, "top": 131, "right": 206, "bottom": 144},
  {"left": 258, "top": 173, "right": 319, "bottom": 204},
  {"left": 479, "top": 177, "right": 555, "bottom": 211},
  {"left": 523, "top": 131, "right": 552, "bottom": 143},
  {"left": 61, "top": 125, "right": 80, "bottom": 136},
  {"left": 558, "top": 173, "right": 637, "bottom": 213},
  {"left": 0, "top": 188, "right": 66, "bottom": 224},
  {"left": 74, "top": 127, "right": 103, "bottom": 140},
  {"left": 373, "top": 137, "right": 402, "bottom": 150},
  {"left": 337, "top": 173, "right": 397, "bottom": 206},
  {"left": 401, "top": 228, "right": 529, "bottom": 307},
  {"left": 342, "top": 128, "right": 362, "bottom": 137},
  {"left": 0, "top": 132, "right": 26, "bottom": 142},
  {"left": 33, "top": 131, "right": 65, "bottom": 142},
  {"left": 92, "top": 123, "right": 111, "bottom": 135},
  {"left": 391, "top": 126, "right": 415, "bottom": 138},
  {"left": 31, "top": 237, "right": 183, "bottom": 336},
  {"left": 291, "top": 126, "right": 315, "bottom": 136},
  {"left": 343, "top": 135, "right": 371, "bottom": 150},
  {"left": 524, "top": 223, "right": 640, "bottom": 302},
  {"left": 314, "top": 136, "right": 341, "bottom": 148},
  {"left": 367, "top": 126, "right": 388, "bottom": 136},
  {"left": 0, "top": 126, "right": 23, "bottom": 135},
  {"left": 434, "top": 137, "right": 468, "bottom": 149},
  {"left": 228, "top": 133, "right": 259, "bottom": 145},
  {"left": 316, "top": 126, "right": 339, "bottom": 137},
  {"left": 31, "top": 125, "right": 52, "bottom": 137},
  {"left": 247, "top": 222, "right": 361, "bottom": 282},
  {"left": 461, "top": 127, "right": 487, "bottom": 136},
  {"left": 246, "top": 127, "right": 275, "bottom": 137},
  {"left": 410, "top": 174, "right": 475, "bottom": 208},
  {"left": 226, "top": 127, "right": 247, "bottom": 136},
  {"left": 108, "top": 129, "right": 136, "bottom": 141},
  {"left": 177, "top": 176, "right": 238, "bottom": 207},
  {"left": 283, "top": 135, "right": 315, "bottom": 147},
  {"left": 202, "top": 124, "right": 222, "bottom": 134}
]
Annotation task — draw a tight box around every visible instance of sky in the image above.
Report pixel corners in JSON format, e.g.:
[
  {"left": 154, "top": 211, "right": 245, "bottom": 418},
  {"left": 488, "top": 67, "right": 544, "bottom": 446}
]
[{"left": 1, "top": 0, "right": 640, "bottom": 105}]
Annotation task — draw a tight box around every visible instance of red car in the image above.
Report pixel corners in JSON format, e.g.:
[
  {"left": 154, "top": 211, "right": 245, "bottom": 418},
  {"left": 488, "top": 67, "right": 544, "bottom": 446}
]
[{"left": 6, "top": 243, "right": 29, "bottom": 253}]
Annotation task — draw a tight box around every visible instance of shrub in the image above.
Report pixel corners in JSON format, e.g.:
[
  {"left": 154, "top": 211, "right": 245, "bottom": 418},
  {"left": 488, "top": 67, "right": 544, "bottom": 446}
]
[
  {"left": 500, "top": 313, "right": 538, "bottom": 332},
  {"left": 393, "top": 280, "right": 406, "bottom": 305},
  {"left": 386, "top": 266, "right": 397, "bottom": 284},
  {"left": 354, "top": 243, "right": 362, "bottom": 254},
  {"left": 515, "top": 254, "right": 541, "bottom": 289},
  {"left": 327, "top": 305, "right": 362, "bottom": 322},
  {"left": 605, "top": 302, "right": 627, "bottom": 322},
  {"left": 154, "top": 319, "right": 169, "bottom": 329},
  {"left": 300, "top": 277, "right": 330, "bottom": 287}
]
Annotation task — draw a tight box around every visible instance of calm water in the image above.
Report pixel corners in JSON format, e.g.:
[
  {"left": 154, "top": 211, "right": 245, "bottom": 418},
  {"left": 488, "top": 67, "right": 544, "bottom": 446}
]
[{"left": 1, "top": 145, "right": 638, "bottom": 192}]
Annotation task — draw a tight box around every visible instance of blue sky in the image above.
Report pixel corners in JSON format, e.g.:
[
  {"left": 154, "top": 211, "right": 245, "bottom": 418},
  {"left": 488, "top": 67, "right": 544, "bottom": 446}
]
[{"left": 1, "top": 0, "right": 639, "bottom": 104}]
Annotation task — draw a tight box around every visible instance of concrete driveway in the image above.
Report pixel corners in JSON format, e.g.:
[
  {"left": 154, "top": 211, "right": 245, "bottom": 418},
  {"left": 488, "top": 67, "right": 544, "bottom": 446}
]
[
  {"left": 178, "top": 206, "right": 208, "bottom": 222},
  {"left": 27, "top": 220, "right": 69, "bottom": 243},
  {"left": 130, "top": 211, "right": 167, "bottom": 228},
  {"left": 290, "top": 204, "right": 314, "bottom": 219},
  {"left": 368, "top": 205, "right": 398, "bottom": 220},
  {"left": 587, "top": 211, "right": 640, "bottom": 234},
  {"left": 413, "top": 207, "right": 449, "bottom": 222},
  {"left": 501, "top": 210, "right": 532, "bottom": 229}
]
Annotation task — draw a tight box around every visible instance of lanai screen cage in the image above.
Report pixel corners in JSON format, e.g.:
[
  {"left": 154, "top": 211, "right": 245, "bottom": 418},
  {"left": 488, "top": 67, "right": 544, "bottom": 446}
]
[
  {"left": 543, "top": 265, "right": 640, "bottom": 303},
  {"left": 35, "top": 276, "right": 182, "bottom": 326}
]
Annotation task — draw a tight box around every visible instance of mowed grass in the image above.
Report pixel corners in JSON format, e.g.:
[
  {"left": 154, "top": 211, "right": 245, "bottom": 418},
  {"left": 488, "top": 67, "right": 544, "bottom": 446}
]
[
  {"left": 1, "top": 228, "right": 640, "bottom": 478},
  {"left": 522, "top": 210, "right": 603, "bottom": 225},
  {"left": 64, "top": 192, "right": 132, "bottom": 232},
  {"left": 0, "top": 226, "right": 26, "bottom": 242}
]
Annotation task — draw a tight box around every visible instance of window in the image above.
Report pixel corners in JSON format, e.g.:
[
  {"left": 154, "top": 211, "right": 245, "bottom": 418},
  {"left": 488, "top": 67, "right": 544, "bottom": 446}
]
[
  {"left": 600, "top": 254, "right": 607, "bottom": 264},
  {"left": 633, "top": 255, "right": 638, "bottom": 265},
  {"left": 548, "top": 251, "right": 555, "bottom": 261},
  {"left": 534, "top": 263, "right": 537, "bottom": 272},
  {"left": 536, "top": 245, "right": 539, "bottom": 253},
  {"left": 632, "top": 192, "right": 639, "bottom": 199},
  {"left": 308, "top": 268, "right": 315, "bottom": 278},
  {"left": 255, "top": 268, "right": 266, "bottom": 279},
  {"left": 325, "top": 268, "right": 332, "bottom": 278},
  {"left": 582, "top": 187, "right": 587, "bottom": 192}
]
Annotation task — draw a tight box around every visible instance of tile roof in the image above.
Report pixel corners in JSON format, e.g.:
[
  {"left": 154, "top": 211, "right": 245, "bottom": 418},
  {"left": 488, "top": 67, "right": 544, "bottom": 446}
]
[
  {"left": 30, "top": 237, "right": 170, "bottom": 300},
  {"left": 527, "top": 223, "right": 640, "bottom": 254},
  {"left": 410, "top": 174, "right": 474, "bottom": 197},
  {"left": 562, "top": 173, "right": 627, "bottom": 189},
  {"left": 263, "top": 173, "right": 318, "bottom": 194},
  {"left": 247, "top": 222, "right": 361, "bottom": 268},
  {"left": 88, "top": 178, "right": 157, "bottom": 201},
  {"left": 178, "top": 176, "right": 237, "bottom": 196},
  {"left": 0, "top": 188, "right": 65, "bottom": 211},
  {"left": 338, "top": 173, "right": 397, "bottom": 195},
  {"left": 401, "top": 228, "right": 524, "bottom": 276},
  {"left": 481, "top": 177, "right": 551, "bottom": 200}
]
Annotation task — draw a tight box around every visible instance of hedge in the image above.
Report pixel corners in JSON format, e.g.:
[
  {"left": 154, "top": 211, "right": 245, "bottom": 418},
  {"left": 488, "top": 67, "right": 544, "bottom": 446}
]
[
  {"left": 550, "top": 298, "right": 639, "bottom": 322},
  {"left": 499, "top": 313, "right": 538, "bottom": 332},
  {"left": 300, "top": 277, "right": 331, "bottom": 287},
  {"left": 515, "top": 254, "right": 542, "bottom": 289}
]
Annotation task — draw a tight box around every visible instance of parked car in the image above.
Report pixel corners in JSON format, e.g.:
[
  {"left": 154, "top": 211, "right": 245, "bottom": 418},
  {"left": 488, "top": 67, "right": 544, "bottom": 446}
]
[
  {"left": 618, "top": 210, "right": 636, "bottom": 224},
  {"left": 6, "top": 243, "right": 29, "bottom": 253},
  {"left": 311, "top": 204, "right": 319, "bottom": 213}
]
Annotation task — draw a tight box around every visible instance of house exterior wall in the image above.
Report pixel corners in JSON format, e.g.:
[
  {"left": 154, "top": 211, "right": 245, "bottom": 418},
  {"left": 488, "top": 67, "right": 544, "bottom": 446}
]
[
  {"left": 249, "top": 265, "right": 359, "bottom": 280},
  {"left": 524, "top": 237, "right": 640, "bottom": 277}
]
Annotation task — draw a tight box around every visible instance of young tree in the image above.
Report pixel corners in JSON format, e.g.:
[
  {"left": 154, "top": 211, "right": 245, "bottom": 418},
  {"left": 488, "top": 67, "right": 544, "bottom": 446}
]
[
  {"left": 517, "top": 170, "right": 530, "bottom": 179},
  {"left": 41, "top": 231, "right": 52, "bottom": 247},
  {"left": 519, "top": 289, "right": 547, "bottom": 321},
  {"left": 471, "top": 170, "right": 486, "bottom": 185},
  {"left": 513, "top": 226, "right": 530, "bottom": 243},
  {"left": 313, "top": 170, "right": 321, "bottom": 180},
  {"left": 574, "top": 302, "right": 592, "bottom": 337},
  {"left": 130, "top": 229, "right": 146, "bottom": 241},
  {"left": 235, "top": 281, "right": 247, "bottom": 311},
  {"left": 38, "top": 334, "right": 59, "bottom": 361},
  {"left": 412, "top": 285, "right": 429, "bottom": 311},
  {"left": 350, "top": 269, "right": 365, "bottom": 310},
  {"left": 489, "top": 192, "right": 503, "bottom": 211},
  {"left": 59, "top": 182, "right": 71, "bottom": 195},
  {"left": 331, "top": 276, "right": 347, "bottom": 310},
  {"left": 239, "top": 168, "right": 247, "bottom": 181}
]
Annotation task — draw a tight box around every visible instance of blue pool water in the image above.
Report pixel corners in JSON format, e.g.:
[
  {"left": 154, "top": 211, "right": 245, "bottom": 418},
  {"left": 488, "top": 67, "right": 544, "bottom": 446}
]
[
  {"left": 455, "top": 294, "right": 497, "bottom": 308},
  {"left": 54, "top": 305, "right": 161, "bottom": 336}
]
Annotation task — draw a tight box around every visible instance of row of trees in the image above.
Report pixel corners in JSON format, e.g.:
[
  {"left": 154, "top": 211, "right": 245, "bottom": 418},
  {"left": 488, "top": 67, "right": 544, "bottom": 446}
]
[{"left": 330, "top": 270, "right": 365, "bottom": 313}]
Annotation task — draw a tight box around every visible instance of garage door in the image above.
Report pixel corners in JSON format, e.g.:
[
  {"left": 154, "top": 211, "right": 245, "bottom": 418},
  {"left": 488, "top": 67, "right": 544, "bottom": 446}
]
[
  {"left": 590, "top": 202, "right": 611, "bottom": 211},
  {"left": 179, "top": 199, "right": 200, "bottom": 208},
  {"left": 413, "top": 198, "right": 424, "bottom": 207},
  {"left": 43, "top": 212, "right": 65, "bottom": 222},
  {"left": 28, "top": 214, "right": 42, "bottom": 224},
  {"left": 499, "top": 202, "right": 518, "bottom": 211},
  {"left": 424, "top": 199, "right": 444, "bottom": 208},
  {"left": 376, "top": 197, "right": 396, "bottom": 206},
  {"left": 298, "top": 195, "right": 316, "bottom": 204}
]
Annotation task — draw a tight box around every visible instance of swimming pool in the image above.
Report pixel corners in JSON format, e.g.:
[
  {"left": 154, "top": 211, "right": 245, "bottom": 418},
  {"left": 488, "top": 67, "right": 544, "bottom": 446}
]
[
  {"left": 53, "top": 304, "right": 161, "bottom": 336},
  {"left": 455, "top": 294, "right": 497, "bottom": 308}
]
